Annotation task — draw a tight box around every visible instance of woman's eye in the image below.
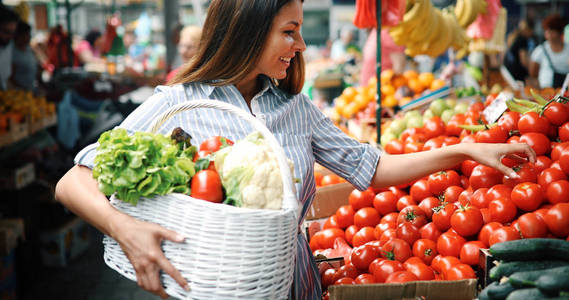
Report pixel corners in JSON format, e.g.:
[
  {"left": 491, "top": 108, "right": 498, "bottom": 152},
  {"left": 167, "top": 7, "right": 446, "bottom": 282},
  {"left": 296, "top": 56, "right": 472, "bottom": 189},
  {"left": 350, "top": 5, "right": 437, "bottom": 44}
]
[{"left": 284, "top": 30, "right": 295, "bottom": 36}]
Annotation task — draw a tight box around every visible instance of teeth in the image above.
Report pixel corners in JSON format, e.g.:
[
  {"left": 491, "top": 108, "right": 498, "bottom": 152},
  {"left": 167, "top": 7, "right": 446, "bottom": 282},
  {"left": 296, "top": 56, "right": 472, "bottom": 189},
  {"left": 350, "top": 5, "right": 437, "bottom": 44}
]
[{"left": 280, "top": 57, "right": 291, "bottom": 62}]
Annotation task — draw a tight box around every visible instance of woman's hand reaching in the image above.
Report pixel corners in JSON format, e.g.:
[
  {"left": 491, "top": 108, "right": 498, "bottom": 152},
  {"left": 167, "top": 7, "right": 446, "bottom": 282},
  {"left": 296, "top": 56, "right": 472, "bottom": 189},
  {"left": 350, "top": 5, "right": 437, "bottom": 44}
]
[
  {"left": 462, "top": 142, "right": 537, "bottom": 178},
  {"left": 111, "top": 214, "right": 190, "bottom": 298}
]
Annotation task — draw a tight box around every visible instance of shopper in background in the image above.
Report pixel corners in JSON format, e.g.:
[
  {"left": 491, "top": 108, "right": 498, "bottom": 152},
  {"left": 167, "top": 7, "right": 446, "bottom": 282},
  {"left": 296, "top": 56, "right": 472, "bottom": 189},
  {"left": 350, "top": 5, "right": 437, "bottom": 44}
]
[
  {"left": 55, "top": 1, "right": 536, "bottom": 299},
  {"left": 0, "top": 5, "right": 19, "bottom": 90},
  {"left": 330, "top": 25, "right": 356, "bottom": 63},
  {"left": 11, "top": 21, "right": 39, "bottom": 91},
  {"left": 529, "top": 14, "right": 569, "bottom": 89},
  {"left": 166, "top": 25, "right": 202, "bottom": 82},
  {"left": 504, "top": 18, "right": 536, "bottom": 82},
  {"left": 76, "top": 29, "right": 106, "bottom": 65}
]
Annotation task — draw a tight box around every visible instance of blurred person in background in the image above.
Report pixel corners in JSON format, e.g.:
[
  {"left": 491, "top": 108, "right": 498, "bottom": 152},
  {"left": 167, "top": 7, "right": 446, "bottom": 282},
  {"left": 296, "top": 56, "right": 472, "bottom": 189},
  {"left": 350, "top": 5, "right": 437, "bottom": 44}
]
[
  {"left": 504, "top": 18, "right": 536, "bottom": 82},
  {"left": 11, "top": 20, "right": 39, "bottom": 91},
  {"left": 76, "top": 29, "right": 105, "bottom": 65},
  {"left": 330, "top": 25, "right": 356, "bottom": 63},
  {"left": 0, "top": 5, "right": 19, "bottom": 90},
  {"left": 529, "top": 14, "right": 569, "bottom": 89},
  {"left": 166, "top": 25, "right": 202, "bottom": 82}
]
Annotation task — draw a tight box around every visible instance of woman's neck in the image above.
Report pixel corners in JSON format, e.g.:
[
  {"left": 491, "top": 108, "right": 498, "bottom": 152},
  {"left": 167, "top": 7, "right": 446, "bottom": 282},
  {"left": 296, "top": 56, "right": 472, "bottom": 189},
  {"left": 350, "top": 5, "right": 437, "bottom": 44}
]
[
  {"left": 549, "top": 39, "right": 564, "bottom": 52},
  {"left": 236, "top": 76, "right": 261, "bottom": 108}
]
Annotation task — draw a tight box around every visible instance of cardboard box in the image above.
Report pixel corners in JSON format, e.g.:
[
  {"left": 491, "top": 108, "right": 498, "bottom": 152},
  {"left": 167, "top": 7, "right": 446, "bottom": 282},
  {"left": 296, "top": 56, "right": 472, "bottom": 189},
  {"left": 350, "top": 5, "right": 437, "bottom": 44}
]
[
  {"left": 0, "top": 219, "right": 25, "bottom": 256},
  {"left": 328, "top": 279, "right": 478, "bottom": 300},
  {"left": 306, "top": 164, "right": 354, "bottom": 221},
  {"left": 39, "top": 217, "right": 90, "bottom": 267},
  {"left": 478, "top": 248, "right": 497, "bottom": 289}
]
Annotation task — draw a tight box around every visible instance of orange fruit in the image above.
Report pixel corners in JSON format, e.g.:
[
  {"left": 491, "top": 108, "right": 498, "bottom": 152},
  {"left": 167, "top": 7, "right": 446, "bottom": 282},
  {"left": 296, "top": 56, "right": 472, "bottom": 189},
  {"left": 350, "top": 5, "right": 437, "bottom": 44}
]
[
  {"left": 403, "top": 69, "right": 419, "bottom": 81},
  {"left": 382, "top": 95, "right": 397, "bottom": 108},
  {"left": 399, "top": 96, "right": 413, "bottom": 107},
  {"left": 391, "top": 75, "right": 407, "bottom": 89},
  {"left": 368, "top": 76, "right": 378, "bottom": 87},
  {"left": 380, "top": 84, "right": 395, "bottom": 96},
  {"left": 418, "top": 72, "right": 435, "bottom": 89},
  {"left": 408, "top": 78, "right": 425, "bottom": 94},
  {"left": 430, "top": 78, "right": 446, "bottom": 91},
  {"left": 342, "top": 86, "right": 358, "bottom": 102},
  {"left": 380, "top": 70, "right": 394, "bottom": 84}
]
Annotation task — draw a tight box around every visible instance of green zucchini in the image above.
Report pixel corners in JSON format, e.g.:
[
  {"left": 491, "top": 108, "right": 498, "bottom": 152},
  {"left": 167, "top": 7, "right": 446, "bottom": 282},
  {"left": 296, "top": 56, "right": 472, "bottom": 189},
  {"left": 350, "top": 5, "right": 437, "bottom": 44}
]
[
  {"left": 487, "top": 281, "right": 516, "bottom": 300},
  {"left": 490, "top": 239, "right": 569, "bottom": 261},
  {"left": 478, "top": 283, "right": 492, "bottom": 300},
  {"left": 489, "top": 260, "right": 569, "bottom": 281},
  {"left": 509, "top": 266, "right": 569, "bottom": 288},
  {"left": 536, "top": 273, "right": 569, "bottom": 296},
  {"left": 505, "top": 288, "right": 551, "bottom": 300}
]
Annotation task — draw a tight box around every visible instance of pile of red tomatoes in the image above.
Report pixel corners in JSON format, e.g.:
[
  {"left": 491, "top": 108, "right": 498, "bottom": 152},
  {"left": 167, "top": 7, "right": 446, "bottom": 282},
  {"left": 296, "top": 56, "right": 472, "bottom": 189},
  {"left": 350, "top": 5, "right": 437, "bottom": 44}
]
[{"left": 310, "top": 97, "right": 569, "bottom": 293}]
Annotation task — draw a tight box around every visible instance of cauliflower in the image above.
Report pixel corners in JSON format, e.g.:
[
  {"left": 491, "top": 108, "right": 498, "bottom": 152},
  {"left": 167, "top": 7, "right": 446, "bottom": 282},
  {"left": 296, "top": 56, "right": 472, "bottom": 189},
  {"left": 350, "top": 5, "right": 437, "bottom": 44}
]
[{"left": 214, "top": 132, "right": 293, "bottom": 210}]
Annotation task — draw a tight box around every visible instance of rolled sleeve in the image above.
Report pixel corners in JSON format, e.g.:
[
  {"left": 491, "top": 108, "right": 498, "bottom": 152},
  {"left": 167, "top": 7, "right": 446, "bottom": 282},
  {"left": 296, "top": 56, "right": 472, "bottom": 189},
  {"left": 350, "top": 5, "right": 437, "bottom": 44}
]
[
  {"left": 74, "top": 142, "right": 98, "bottom": 169},
  {"left": 312, "top": 115, "right": 381, "bottom": 191}
]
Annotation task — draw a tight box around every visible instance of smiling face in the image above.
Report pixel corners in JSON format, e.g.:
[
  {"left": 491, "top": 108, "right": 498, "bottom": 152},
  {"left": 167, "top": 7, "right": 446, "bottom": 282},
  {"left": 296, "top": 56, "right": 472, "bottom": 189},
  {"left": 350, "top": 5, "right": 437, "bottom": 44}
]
[{"left": 253, "top": 0, "right": 306, "bottom": 80}]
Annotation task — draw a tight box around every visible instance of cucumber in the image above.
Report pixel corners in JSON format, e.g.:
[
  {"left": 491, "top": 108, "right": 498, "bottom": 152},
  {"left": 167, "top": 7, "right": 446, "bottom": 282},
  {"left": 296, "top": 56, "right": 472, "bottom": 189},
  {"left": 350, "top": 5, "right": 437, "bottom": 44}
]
[
  {"left": 487, "top": 281, "right": 516, "bottom": 300},
  {"left": 536, "top": 273, "right": 569, "bottom": 296},
  {"left": 490, "top": 239, "right": 569, "bottom": 261},
  {"left": 505, "top": 288, "right": 550, "bottom": 300},
  {"left": 478, "top": 283, "right": 492, "bottom": 300},
  {"left": 509, "top": 266, "right": 569, "bottom": 288},
  {"left": 489, "top": 260, "right": 569, "bottom": 281}
]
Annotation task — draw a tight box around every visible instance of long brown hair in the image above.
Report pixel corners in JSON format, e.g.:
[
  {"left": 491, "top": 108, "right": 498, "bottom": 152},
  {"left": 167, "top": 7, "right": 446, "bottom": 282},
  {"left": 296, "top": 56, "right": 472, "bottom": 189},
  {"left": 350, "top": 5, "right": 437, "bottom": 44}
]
[{"left": 168, "top": 0, "right": 305, "bottom": 95}]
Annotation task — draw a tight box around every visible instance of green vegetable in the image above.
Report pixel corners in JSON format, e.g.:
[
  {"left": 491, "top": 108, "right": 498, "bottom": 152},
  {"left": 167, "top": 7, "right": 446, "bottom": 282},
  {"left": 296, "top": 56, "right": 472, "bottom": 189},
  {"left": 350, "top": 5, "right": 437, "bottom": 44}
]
[
  {"left": 536, "top": 273, "right": 569, "bottom": 296},
  {"left": 489, "top": 239, "right": 569, "bottom": 261},
  {"left": 93, "top": 128, "right": 197, "bottom": 204},
  {"left": 508, "top": 266, "right": 569, "bottom": 288},
  {"left": 505, "top": 288, "right": 553, "bottom": 300},
  {"left": 490, "top": 260, "right": 569, "bottom": 281},
  {"left": 487, "top": 281, "right": 516, "bottom": 300}
]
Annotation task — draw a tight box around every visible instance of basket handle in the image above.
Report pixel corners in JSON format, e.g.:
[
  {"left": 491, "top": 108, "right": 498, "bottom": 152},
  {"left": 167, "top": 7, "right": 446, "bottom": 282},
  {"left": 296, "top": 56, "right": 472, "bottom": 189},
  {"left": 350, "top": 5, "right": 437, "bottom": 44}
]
[{"left": 148, "top": 99, "right": 299, "bottom": 213}]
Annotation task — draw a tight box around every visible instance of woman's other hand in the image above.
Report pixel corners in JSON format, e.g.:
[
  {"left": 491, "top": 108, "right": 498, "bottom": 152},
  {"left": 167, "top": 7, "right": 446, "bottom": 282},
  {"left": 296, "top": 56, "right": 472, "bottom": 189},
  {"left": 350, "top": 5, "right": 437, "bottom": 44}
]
[
  {"left": 111, "top": 214, "right": 190, "bottom": 298},
  {"left": 463, "top": 142, "right": 536, "bottom": 178}
]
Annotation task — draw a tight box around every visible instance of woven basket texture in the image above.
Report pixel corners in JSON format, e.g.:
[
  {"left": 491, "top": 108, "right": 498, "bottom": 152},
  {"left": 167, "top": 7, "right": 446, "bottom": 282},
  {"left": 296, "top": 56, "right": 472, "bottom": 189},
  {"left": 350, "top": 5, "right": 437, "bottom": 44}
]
[{"left": 102, "top": 100, "right": 299, "bottom": 299}]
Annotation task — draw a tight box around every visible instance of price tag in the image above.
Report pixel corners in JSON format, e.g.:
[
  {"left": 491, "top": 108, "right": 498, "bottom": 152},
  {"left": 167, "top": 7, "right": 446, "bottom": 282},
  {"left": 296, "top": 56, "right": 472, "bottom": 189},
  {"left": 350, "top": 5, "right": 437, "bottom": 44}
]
[{"left": 483, "top": 91, "right": 513, "bottom": 124}]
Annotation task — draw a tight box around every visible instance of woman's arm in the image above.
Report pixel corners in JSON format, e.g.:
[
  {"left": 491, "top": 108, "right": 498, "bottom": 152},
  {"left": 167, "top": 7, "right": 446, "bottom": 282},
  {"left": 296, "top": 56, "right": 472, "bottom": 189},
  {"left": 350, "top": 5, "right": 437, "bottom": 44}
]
[
  {"left": 519, "top": 49, "right": 529, "bottom": 68},
  {"left": 55, "top": 165, "right": 189, "bottom": 298},
  {"left": 371, "top": 143, "right": 535, "bottom": 188}
]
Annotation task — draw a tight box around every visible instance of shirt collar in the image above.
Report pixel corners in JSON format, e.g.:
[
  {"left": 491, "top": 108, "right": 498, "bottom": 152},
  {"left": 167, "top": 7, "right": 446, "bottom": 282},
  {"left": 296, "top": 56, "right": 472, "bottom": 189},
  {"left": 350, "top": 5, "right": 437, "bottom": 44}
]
[{"left": 196, "top": 76, "right": 287, "bottom": 100}]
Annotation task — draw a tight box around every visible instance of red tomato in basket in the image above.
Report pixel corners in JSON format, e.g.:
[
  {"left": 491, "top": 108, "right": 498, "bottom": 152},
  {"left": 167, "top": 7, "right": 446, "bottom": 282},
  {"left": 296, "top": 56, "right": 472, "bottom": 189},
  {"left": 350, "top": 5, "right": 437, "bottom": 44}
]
[
  {"left": 193, "top": 150, "right": 215, "bottom": 170},
  {"left": 190, "top": 170, "right": 223, "bottom": 203},
  {"left": 412, "top": 238, "right": 437, "bottom": 265},
  {"left": 385, "top": 271, "right": 418, "bottom": 283},
  {"left": 199, "top": 136, "right": 234, "bottom": 152}
]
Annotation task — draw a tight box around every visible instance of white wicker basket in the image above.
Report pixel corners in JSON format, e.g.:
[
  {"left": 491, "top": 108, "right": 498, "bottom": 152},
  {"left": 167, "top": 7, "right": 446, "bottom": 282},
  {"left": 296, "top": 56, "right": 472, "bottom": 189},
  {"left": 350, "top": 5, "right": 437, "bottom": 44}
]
[{"left": 102, "top": 100, "right": 299, "bottom": 299}]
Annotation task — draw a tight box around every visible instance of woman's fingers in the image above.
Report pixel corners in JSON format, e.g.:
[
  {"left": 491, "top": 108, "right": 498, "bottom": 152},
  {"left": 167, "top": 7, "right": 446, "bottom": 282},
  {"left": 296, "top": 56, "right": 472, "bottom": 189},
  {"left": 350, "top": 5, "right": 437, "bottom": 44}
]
[
  {"left": 511, "top": 143, "right": 536, "bottom": 163},
  {"left": 156, "top": 227, "right": 190, "bottom": 291}
]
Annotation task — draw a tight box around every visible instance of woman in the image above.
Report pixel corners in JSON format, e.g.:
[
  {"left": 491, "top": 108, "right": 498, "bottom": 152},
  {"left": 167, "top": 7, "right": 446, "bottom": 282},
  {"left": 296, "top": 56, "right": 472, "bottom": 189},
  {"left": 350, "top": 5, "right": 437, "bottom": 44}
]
[
  {"left": 56, "top": 1, "right": 535, "bottom": 299},
  {"left": 166, "top": 25, "right": 202, "bottom": 82},
  {"left": 11, "top": 21, "right": 39, "bottom": 91},
  {"left": 529, "top": 14, "right": 569, "bottom": 89},
  {"left": 76, "top": 29, "right": 105, "bottom": 65},
  {"left": 504, "top": 18, "right": 535, "bottom": 82}
]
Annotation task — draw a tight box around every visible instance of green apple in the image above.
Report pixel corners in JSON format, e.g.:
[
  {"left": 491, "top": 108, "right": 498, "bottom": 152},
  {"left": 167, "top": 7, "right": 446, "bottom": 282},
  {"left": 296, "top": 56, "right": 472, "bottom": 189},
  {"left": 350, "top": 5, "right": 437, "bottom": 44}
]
[
  {"left": 429, "top": 98, "right": 449, "bottom": 116},
  {"left": 406, "top": 115, "right": 423, "bottom": 128},
  {"left": 441, "top": 109, "right": 455, "bottom": 124},
  {"left": 454, "top": 102, "right": 469, "bottom": 114},
  {"left": 404, "top": 110, "right": 421, "bottom": 122},
  {"left": 388, "top": 118, "right": 407, "bottom": 136},
  {"left": 423, "top": 109, "right": 434, "bottom": 120},
  {"left": 445, "top": 98, "right": 457, "bottom": 109},
  {"left": 380, "top": 131, "right": 397, "bottom": 147}
]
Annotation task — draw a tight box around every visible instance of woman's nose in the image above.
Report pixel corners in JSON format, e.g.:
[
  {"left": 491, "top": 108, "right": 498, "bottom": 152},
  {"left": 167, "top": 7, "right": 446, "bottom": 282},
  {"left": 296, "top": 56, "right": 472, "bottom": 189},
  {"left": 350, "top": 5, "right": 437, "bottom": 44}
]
[{"left": 295, "top": 34, "right": 306, "bottom": 52}]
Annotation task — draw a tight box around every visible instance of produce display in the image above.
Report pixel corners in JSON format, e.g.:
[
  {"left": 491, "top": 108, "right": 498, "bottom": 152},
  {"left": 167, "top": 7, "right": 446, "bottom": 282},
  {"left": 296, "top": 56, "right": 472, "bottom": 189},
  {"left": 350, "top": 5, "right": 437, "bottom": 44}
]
[
  {"left": 93, "top": 128, "right": 288, "bottom": 209},
  {"left": 0, "top": 90, "right": 56, "bottom": 134},
  {"left": 479, "top": 239, "right": 569, "bottom": 300},
  {"left": 388, "top": 0, "right": 470, "bottom": 57},
  {"left": 310, "top": 90, "right": 569, "bottom": 296}
]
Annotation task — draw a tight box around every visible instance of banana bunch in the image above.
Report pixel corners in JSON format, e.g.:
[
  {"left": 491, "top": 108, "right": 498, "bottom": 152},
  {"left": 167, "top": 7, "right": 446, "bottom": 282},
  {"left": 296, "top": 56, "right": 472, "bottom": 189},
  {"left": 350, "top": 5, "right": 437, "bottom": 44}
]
[
  {"left": 388, "top": 0, "right": 468, "bottom": 58},
  {"left": 455, "top": 0, "right": 488, "bottom": 28}
]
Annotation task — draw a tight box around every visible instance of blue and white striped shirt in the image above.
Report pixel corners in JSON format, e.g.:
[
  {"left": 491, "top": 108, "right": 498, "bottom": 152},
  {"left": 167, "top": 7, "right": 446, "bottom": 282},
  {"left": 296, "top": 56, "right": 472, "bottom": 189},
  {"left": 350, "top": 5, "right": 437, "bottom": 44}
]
[{"left": 75, "top": 77, "right": 381, "bottom": 299}]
